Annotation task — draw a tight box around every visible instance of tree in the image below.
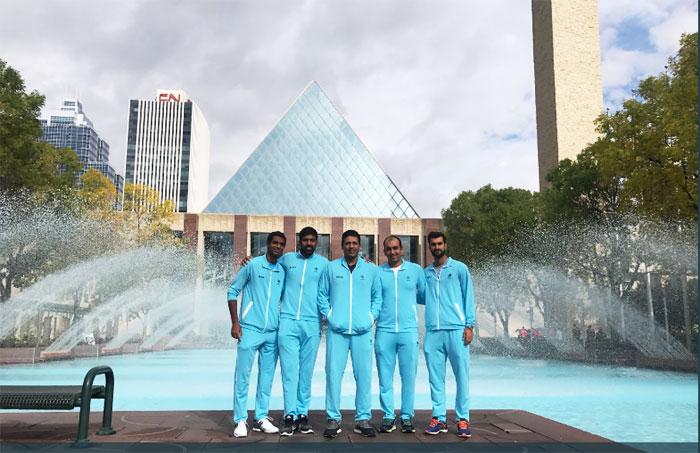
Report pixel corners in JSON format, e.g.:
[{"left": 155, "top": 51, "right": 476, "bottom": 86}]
[
  {"left": 442, "top": 185, "right": 539, "bottom": 267},
  {"left": 78, "top": 169, "right": 117, "bottom": 212},
  {"left": 0, "top": 59, "right": 81, "bottom": 192},
  {"left": 543, "top": 33, "right": 698, "bottom": 224},
  {"left": 122, "top": 183, "right": 177, "bottom": 245}
]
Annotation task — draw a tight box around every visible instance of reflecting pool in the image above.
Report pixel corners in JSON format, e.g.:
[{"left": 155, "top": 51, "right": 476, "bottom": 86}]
[{"left": 0, "top": 349, "right": 696, "bottom": 443}]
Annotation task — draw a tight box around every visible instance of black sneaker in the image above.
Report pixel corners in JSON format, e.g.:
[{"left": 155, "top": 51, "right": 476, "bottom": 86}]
[
  {"left": 297, "top": 414, "right": 313, "bottom": 434},
  {"left": 400, "top": 418, "right": 416, "bottom": 433},
  {"left": 379, "top": 418, "right": 396, "bottom": 433},
  {"left": 280, "top": 414, "right": 294, "bottom": 437},
  {"left": 323, "top": 419, "right": 341, "bottom": 438},
  {"left": 353, "top": 420, "right": 377, "bottom": 437}
]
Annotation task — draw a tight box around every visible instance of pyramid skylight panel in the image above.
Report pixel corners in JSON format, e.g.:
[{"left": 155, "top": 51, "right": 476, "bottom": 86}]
[{"left": 205, "top": 81, "right": 419, "bottom": 218}]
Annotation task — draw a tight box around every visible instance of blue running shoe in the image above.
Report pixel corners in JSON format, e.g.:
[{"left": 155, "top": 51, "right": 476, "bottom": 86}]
[{"left": 424, "top": 417, "right": 447, "bottom": 435}]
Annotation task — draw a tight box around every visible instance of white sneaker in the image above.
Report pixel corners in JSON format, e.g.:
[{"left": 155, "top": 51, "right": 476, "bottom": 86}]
[
  {"left": 233, "top": 421, "right": 248, "bottom": 438},
  {"left": 253, "top": 417, "right": 279, "bottom": 434}
]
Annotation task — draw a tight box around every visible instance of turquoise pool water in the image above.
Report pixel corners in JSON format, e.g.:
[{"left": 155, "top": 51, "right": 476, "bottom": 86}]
[{"left": 0, "top": 349, "right": 696, "bottom": 442}]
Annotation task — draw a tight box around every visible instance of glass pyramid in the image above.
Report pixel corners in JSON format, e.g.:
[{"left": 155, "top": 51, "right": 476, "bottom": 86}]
[{"left": 204, "top": 81, "right": 419, "bottom": 218}]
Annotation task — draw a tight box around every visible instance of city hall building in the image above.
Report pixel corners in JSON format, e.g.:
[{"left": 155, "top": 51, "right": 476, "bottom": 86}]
[{"left": 168, "top": 82, "right": 442, "bottom": 273}]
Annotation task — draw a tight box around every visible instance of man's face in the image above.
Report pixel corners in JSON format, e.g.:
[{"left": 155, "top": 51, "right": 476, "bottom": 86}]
[
  {"left": 383, "top": 238, "right": 403, "bottom": 267},
  {"left": 299, "top": 234, "right": 317, "bottom": 257},
  {"left": 267, "top": 235, "right": 286, "bottom": 259},
  {"left": 429, "top": 236, "right": 447, "bottom": 259},
  {"left": 342, "top": 236, "right": 360, "bottom": 260}
]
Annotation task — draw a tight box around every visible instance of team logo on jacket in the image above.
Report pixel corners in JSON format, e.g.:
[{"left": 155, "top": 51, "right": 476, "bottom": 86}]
[
  {"left": 448, "top": 273, "right": 453, "bottom": 278},
  {"left": 360, "top": 274, "right": 366, "bottom": 280}
]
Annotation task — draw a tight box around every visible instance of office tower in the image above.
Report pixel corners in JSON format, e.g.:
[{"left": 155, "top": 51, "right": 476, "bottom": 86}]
[
  {"left": 40, "top": 99, "right": 123, "bottom": 197},
  {"left": 125, "top": 90, "right": 210, "bottom": 213}
]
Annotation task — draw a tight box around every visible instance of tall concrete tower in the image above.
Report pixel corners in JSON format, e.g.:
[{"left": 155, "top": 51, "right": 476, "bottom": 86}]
[{"left": 532, "top": 0, "right": 603, "bottom": 190}]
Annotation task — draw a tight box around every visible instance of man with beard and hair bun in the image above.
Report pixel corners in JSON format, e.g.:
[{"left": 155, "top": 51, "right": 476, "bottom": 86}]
[
  {"left": 421, "top": 231, "right": 476, "bottom": 438},
  {"left": 228, "top": 231, "right": 287, "bottom": 438},
  {"left": 276, "top": 226, "right": 329, "bottom": 436}
]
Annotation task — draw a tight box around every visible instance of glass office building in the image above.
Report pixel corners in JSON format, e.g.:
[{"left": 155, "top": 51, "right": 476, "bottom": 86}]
[
  {"left": 40, "top": 99, "right": 123, "bottom": 200},
  {"left": 205, "top": 81, "right": 418, "bottom": 219},
  {"left": 125, "top": 90, "right": 210, "bottom": 213}
]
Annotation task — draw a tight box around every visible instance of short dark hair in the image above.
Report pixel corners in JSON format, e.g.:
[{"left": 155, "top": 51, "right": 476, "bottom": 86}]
[
  {"left": 267, "top": 231, "right": 286, "bottom": 245},
  {"left": 298, "top": 226, "right": 318, "bottom": 240},
  {"left": 342, "top": 229, "right": 361, "bottom": 244},
  {"left": 383, "top": 235, "right": 402, "bottom": 248},
  {"left": 427, "top": 231, "right": 446, "bottom": 243}
]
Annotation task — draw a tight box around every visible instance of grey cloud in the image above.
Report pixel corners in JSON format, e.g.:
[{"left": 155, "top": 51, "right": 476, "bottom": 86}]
[{"left": 0, "top": 0, "right": 692, "bottom": 218}]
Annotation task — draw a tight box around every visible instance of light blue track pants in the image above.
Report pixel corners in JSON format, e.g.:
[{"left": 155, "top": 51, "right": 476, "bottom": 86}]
[
  {"left": 423, "top": 328, "right": 470, "bottom": 421},
  {"left": 325, "top": 328, "right": 373, "bottom": 421},
  {"left": 375, "top": 330, "right": 418, "bottom": 420},
  {"left": 233, "top": 327, "right": 278, "bottom": 423},
  {"left": 278, "top": 318, "right": 321, "bottom": 418}
]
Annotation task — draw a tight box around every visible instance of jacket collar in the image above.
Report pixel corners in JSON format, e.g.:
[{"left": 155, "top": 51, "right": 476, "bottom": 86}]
[
  {"left": 428, "top": 257, "right": 452, "bottom": 272},
  {"left": 261, "top": 256, "right": 281, "bottom": 271},
  {"left": 340, "top": 256, "right": 365, "bottom": 271},
  {"left": 381, "top": 260, "right": 405, "bottom": 271}
]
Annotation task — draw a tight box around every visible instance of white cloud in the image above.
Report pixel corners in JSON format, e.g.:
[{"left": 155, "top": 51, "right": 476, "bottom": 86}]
[{"left": 0, "top": 0, "right": 696, "bottom": 218}]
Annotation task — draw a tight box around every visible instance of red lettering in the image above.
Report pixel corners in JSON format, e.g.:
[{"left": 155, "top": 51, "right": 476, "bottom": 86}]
[{"left": 158, "top": 93, "right": 181, "bottom": 102}]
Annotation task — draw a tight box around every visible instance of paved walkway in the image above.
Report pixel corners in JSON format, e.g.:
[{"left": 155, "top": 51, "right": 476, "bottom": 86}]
[{"left": 1, "top": 409, "right": 618, "bottom": 450}]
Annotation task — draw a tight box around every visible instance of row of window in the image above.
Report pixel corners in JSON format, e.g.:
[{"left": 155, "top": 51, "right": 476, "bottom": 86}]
[{"left": 201, "top": 231, "right": 421, "bottom": 284}]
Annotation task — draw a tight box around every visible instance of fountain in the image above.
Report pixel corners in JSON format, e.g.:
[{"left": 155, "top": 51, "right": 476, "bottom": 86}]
[{"left": 0, "top": 195, "right": 697, "bottom": 443}]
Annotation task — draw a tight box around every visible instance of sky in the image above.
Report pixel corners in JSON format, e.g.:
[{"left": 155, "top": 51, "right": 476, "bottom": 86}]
[{"left": 0, "top": 0, "right": 696, "bottom": 218}]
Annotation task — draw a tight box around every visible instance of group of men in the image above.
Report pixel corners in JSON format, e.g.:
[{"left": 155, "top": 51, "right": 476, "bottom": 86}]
[{"left": 226, "top": 226, "right": 476, "bottom": 439}]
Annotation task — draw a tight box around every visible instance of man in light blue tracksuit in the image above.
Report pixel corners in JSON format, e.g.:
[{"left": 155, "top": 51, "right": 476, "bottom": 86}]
[
  {"left": 317, "top": 229, "right": 382, "bottom": 438},
  {"left": 227, "top": 232, "right": 286, "bottom": 438},
  {"left": 276, "top": 226, "right": 329, "bottom": 436},
  {"left": 375, "top": 235, "right": 426, "bottom": 434},
  {"left": 421, "top": 231, "right": 476, "bottom": 438}
]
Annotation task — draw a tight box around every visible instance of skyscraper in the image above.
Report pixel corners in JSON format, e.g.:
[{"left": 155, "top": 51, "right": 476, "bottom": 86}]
[
  {"left": 40, "top": 99, "right": 124, "bottom": 197},
  {"left": 125, "top": 90, "right": 210, "bottom": 213}
]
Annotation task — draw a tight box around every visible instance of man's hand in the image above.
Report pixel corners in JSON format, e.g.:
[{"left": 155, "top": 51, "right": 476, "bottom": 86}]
[
  {"left": 463, "top": 327, "right": 473, "bottom": 345},
  {"left": 231, "top": 322, "right": 242, "bottom": 340},
  {"left": 240, "top": 255, "right": 253, "bottom": 266}
]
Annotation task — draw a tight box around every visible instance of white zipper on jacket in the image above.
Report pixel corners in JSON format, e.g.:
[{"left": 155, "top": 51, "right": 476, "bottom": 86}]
[
  {"left": 348, "top": 269, "right": 353, "bottom": 334},
  {"left": 436, "top": 268, "right": 441, "bottom": 330},
  {"left": 394, "top": 269, "right": 399, "bottom": 333},
  {"left": 264, "top": 268, "right": 273, "bottom": 331},
  {"left": 296, "top": 259, "right": 308, "bottom": 320}
]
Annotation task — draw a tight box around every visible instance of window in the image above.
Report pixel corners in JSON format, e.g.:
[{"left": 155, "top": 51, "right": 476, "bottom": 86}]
[
  {"left": 397, "top": 235, "right": 420, "bottom": 264},
  {"left": 250, "top": 232, "right": 269, "bottom": 257},
  {"left": 204, "top": 232, "right": 234, "bottom": 284},
  {"left": 359, "top": 234, "right": 376, "bottom": 263}
]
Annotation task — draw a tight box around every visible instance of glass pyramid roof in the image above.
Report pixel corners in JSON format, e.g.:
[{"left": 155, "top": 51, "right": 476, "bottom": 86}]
[{"left": 204, "top": 81, "right": 419, "bottom": 218}]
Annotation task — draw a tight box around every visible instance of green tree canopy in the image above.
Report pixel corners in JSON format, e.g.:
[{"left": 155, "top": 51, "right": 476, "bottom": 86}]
[
  {"left": 0, "top": 59, "right": 81, "bottom": 192},
  {"left": 442, "top": 185, "right": 539, "bottom": 267},
  {"left": 543, "top": 33, "right": 698, "bottom": 224}
]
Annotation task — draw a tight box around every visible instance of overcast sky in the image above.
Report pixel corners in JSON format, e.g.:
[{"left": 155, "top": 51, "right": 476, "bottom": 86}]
[{"left": 1, "top": 0, "right": 696, "bottom": 218}]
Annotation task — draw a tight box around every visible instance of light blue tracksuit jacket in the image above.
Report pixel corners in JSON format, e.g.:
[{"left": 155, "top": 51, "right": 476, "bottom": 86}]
[
  {"left": 277, "top": 251, "right": 328, "bottom": 418},
  {"left": 422, "top": 256, "right": 476, "bottom": 422},
  {"left": 318, "top": 257, "right": 382, "bottom": 421},
  {"left": 375, "top": 260, "right": 426, "bottom": 420},
  {"left": 317, "top": 257, "right": 382, "bottom": 334},
  {"left": 227, "top": 255, "right": 285, "bottom": 423}
]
